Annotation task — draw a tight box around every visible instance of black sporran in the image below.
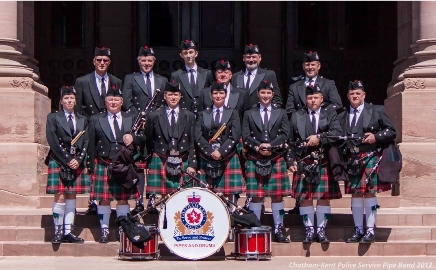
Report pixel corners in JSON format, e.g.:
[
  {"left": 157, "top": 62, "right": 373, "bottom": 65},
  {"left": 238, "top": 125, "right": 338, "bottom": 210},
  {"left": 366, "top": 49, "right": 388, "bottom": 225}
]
[
  {"left": 205, "top": 160, "right": 224, "bottom": 178},
  {"left": 255, "top": 159, "right": 272, "bottom": 176},
  {"left": 59, "top": 164, "right": 77, "bottom": 186},
  {"left": 166, "top": 156, "right": 182, "bottom": 176}
]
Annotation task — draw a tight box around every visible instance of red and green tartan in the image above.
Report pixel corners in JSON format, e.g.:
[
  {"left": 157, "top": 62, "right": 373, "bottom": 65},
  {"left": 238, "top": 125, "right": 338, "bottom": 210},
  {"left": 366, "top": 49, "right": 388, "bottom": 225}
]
[
  {"left": 46, "top": 159, "right": 90, "bottom": 194},
  {"left": 292, "top": 157, "right": 342, "bottom": 200},
  {"left": 146, "top": 153, "right": 192, "bottom": 195},
  {"left": 345, "top": 151, "right": 392, "bottom": 194},
  {"left": 245, "top": 155, "right": 292, "bottom": 198},
  {"left": 197, "top": 153, "right": 245, "bottom": 195},
  {"left": 90, "top": 158, "right": 139, "bottom": 201},
  {"left": 135, "top": 161, "right": 147, "bottom": 170}
]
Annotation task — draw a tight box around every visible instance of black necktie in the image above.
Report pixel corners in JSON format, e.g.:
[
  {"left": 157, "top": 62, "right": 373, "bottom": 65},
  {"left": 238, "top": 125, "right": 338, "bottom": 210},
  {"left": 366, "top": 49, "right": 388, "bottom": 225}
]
[
  {"left": 68, "top": 114, "right": 74, "bottom": 135},
  {"left": 245, "top": 71, "right": 252, "bottom": 90},
  {"left": 263, "top": 108, "right": 269, "bottom": 130},
  {"left": 309, "top": 78, "right": 315, "bottom": 87},
  {"left": 170, "top": 110, "right": 176, "bottom": 135},
  {"left": 100, "top": 77, "right": 106, "bottom": 98},
  {"left": 113, "top": 115, "right": 123, "bottom": 141},
  {"left": 214, "top": 109, "right": 221, "bottom": 128},
  {"left": 311, "top": 111, "right": 317, "bottom": 133},
  {"left": 350, "top": 108, "right": 358, "bottom": 127},
  {"left": 146, "top": 73, "right": 152, "bottom": 96}
]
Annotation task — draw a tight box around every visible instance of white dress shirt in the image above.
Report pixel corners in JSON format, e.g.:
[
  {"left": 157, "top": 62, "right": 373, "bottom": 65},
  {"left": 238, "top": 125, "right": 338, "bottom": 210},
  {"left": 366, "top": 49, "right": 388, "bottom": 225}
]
[
  {"left": 307, "top": 107, "right": 321, "bottom": 132},
  {"left": 259, "top": 104, "right": 271, "bottom": 125},
  {"left": 349, "top": 103, "right": 365, "bottom": 126},
  {"left": 244, "top": 67, "right": 258, "bottom": 89},
  {"left": 166, "top": 106, "right": 180, "bottom": 125},
  {"left": 212, "top": 105, "right": 223, "bottom": 123},
  {"left": 305, "top": 75, "right": 318, "bottom": 87},
  {"left": 186, "top": 64, "right": 198, "bottom": 84},
  {"left": 63, "top": 109, "right": 76, "bottom": 134}
]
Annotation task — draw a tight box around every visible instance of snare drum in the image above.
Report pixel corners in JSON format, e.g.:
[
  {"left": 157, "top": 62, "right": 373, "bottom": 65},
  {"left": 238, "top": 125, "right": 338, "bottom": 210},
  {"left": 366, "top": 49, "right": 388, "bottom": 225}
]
[
  {"left": 233, "top": 226, "right": 272, "bottom": 260},
  {"left": 158, "top": 187, "right": 230, "bottom": 260},
  {"left": 118, "top": 224, "right": 159, "bottom": 260}
]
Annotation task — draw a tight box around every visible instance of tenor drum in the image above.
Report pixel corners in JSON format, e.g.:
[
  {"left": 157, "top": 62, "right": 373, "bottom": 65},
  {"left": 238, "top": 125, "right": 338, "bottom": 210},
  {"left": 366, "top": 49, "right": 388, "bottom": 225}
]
[
  {"left": 158, "top": 187, "right": 230, "bottom": 260},
  {"left": 118, "top": 224, "right": 159, "bottom": 260},
  {"left": 233, "top": 226, "right": 272, "bottom": 260}
]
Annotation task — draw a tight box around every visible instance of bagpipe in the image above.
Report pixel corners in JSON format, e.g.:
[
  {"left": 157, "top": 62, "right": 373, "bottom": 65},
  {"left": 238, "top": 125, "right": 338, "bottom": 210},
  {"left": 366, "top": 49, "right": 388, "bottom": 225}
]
[
  {"left": 254, "top": 143, "right": 290, "bottom": 176},
  {"left": 292, "top": 140, "right": 324, "bottom": 185},
  {"left": 131, "top": 88, "right": 161, "bottom": 135}
]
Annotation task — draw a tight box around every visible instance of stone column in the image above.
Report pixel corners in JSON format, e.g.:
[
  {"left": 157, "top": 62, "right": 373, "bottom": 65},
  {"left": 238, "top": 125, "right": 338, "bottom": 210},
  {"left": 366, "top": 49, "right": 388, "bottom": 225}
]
[
  {"left": 385, "top": 1, "right": 436, "bottom": 207},
  {"left": 0, "top": 1, "right": 50, "bottom": 207}
]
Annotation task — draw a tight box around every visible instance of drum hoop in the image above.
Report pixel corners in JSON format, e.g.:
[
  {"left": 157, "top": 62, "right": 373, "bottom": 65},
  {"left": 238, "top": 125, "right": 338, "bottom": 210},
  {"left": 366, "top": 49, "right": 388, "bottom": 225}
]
[
  {"left": 158, "top": 187, "right": 231, "bottom": 260},
  {"left": 235, "top": 226, "right": 272, "bottom": 233}
]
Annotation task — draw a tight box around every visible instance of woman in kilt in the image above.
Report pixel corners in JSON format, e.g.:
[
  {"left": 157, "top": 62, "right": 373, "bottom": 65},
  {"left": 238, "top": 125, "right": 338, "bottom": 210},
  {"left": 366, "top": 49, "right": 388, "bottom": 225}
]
[
  {"left": 87, "top": 86, "right": 140, "bottom": 243},
  {"left": 144, "top": 81, "right": 197, "bottom": 212},
  {"left": 288, "top": 84, "right": 343, "bottom": 244},
  {"left": 46, "top": 86, "right": 89, "bottom": 244},
  {"left": 242, "top": 80, "right": 292, "bottom": 243},
  {"left": 342, "top": 80, "right": 396, "bottom": 243},
  {"left": 195, "top": 81, "right": 244, "bottom": 208}
]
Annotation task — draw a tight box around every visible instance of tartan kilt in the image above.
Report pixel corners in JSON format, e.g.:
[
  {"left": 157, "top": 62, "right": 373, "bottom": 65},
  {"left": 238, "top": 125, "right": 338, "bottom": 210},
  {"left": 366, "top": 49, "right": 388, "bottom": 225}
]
[
  {"left": 245, "top": 155, "right": 292, "bottom": 198},
  {"left": 135, "top": 161, "right": 147, "bottom": 170},
  {"left": 146, "top": 153, "right": 191, "bottom": 195},
  {"left": 345, "top": 151, "right": 392, "bottom": 194},
  {"left": 292, "top": 157, "right": 342, "bottom": 200},
  {"left": 46, "top": 159, "right": 90, "bottom": 194},
  {"left": 90, "top": 158, "right": 139, "bottom": 201},
  {"left": 236, "top": 140, "right": 247, "bottom": 176},
  {"left": 197, "top": 152, "right": 245, "bottom": 195}
]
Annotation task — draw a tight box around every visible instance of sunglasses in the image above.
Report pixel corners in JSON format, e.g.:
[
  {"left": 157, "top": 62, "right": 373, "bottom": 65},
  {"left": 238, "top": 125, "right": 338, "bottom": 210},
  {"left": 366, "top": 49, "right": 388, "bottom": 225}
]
[{"left": 95, "top": 58, "right": 110, "bottom": 63}]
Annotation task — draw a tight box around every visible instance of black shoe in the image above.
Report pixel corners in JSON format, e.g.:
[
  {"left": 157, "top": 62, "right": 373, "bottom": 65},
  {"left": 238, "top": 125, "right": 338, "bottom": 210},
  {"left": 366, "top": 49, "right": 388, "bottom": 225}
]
[
  {"left": 62, "top": 233, "right": 84, "bottom": 243},
  {"left": 131, "top": 203, "right": 144, "bottom": 216},
  {"left": 316, "top": 229, "right": 330, "bottom": 244},
  {"left": 302, "top": 227, "right": 315, "bottom": 243},
  {"left": 99, "top": 228, "right": 109, "bottom": 243},
  {"left": 85, "top": 202, "right": 98, "bottom": 215},
  {"left": 288, "top": 205, "right": 300, "bottom": 215},
  {"left": 359, "top": 231, "right": 375, "bottom": 243},
  {"left": 274, "top": 230, "right": 290, "bottom": 243},
  {"left": 52, "top": 228, "right": 63, "bottom": 244},
  {"left": 346, "top": 227, "right": 365, "bottom": 243}
]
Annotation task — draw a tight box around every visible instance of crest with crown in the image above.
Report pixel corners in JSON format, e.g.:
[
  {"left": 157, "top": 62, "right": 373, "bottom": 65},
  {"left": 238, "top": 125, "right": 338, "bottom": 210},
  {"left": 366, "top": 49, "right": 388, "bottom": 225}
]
[{"left": 187, "top": 192, "right": 201, "bottom": 206}]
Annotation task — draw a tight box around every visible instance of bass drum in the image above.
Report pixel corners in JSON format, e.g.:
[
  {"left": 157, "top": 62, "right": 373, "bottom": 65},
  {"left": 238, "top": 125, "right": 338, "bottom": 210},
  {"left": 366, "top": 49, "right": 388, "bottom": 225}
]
[{"left": 158, "top": 187, "right": 230, "bottom": 260}]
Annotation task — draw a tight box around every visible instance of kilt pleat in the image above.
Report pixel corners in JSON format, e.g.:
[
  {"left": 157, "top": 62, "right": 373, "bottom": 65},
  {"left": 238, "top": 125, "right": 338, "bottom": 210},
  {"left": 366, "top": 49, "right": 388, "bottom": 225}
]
[
  {"left": 90, "top": 158, "right": 139, "bottom": 201},
  {"left": 245, "top": 155, "right": 292, "bottom": 198},
  {"left": 46, "top": 159, "right": 90, "bottom": 194},
  {"left": 197, "top": 153, "right": 245, "bottom": 195},
  {"left": 345, "top": 151, "right": 392, "bottom": 194},
  {"left": 146, "top": 153, "right": 191, "bottom": 195},
  {"left": 292, "top": 157, "right": 342, "bottom": 200}
]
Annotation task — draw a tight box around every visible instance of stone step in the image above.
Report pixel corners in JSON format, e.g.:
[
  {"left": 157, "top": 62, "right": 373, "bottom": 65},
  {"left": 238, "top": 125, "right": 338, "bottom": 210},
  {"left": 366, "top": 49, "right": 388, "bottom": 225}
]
[
  {"left": 0, "top": 226, "right": 434, "bottom": 243},
  {"left": 0, "top": 241, "right": 435, "bottom": 256},
  {"left": 0, "top": 207, "right": 434, "bottom": 228},
  {"left": 37, "top": 193, "right": 400, "bottom": 209}
]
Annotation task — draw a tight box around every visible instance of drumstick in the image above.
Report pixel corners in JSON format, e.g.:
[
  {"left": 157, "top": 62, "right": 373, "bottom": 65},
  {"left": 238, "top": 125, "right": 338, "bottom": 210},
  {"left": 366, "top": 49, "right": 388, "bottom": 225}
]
[
  {"left": 209, "top": 124, "right": 226, "bottom": 143},
  {"left": 71, "top": 130, "right": 85, "bottom": 145}
]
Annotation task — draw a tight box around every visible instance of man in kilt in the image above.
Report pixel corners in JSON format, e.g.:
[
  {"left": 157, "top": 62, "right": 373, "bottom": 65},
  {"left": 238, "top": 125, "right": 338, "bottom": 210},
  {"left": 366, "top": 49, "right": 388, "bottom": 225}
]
[
  {"left": 342, "top": 80, "right": 396, "bottom": 243},
  {"left": 144, "top": 81, "right": 197, "bottom": 212},
  {"left": 195, "top": 81, "right": 244, "bottom": 208},
  {"left": 46, "top": 86, "right": 89, "bottom": 244},
  {"left": 75, "top": 47, "right": 123, "bottom": 215},
  {"left": 242, "top": 80, "right": 292, "bottom": 243},
  {"left": 287, "top": 84, "right": 343, "bottom": 244},
  {"left": 87, "top": 86, "right": 140, "bottom": 243},
  {"left": 122, "top": 45, "right": 168, "bottom": 215}
]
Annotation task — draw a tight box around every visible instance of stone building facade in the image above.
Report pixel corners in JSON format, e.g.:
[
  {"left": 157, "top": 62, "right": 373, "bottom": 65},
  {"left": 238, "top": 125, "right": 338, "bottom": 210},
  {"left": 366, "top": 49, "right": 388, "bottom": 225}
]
[{"left": 0, "top": 1, "right": 434, "bottom": 208}]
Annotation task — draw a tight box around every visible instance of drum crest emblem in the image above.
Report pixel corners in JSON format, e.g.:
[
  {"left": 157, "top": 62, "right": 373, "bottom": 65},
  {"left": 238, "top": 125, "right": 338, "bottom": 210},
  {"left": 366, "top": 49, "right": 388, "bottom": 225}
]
[{"left": 173, "top": 192, "right": 215, "bottom": 241}]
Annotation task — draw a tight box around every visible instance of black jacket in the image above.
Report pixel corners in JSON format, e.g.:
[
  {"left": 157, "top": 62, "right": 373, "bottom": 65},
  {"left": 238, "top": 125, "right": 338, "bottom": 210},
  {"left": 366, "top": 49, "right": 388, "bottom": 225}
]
[
  {"left": 195, "top": 106, "right": 241, "bottom": 159},
  {"left": 232, "top": 67, "right": 282, "bottom": 107},
  {"left": 74, "top": 72, "right": 122, "bottom": 119},
  {"left": 46, "top": 111, "right": 89, "bottom": 167},
  {"left": 122, "top": 72, "right": 168, "bottom": 117},
  {"left": 145, "top": 107, "right": 197, "bottom": 168}
]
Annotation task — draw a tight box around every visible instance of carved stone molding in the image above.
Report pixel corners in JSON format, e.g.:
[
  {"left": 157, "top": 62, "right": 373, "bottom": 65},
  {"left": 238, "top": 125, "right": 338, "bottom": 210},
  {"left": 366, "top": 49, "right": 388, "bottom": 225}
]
[
  {"left": 404, "top": 78, "right": 426, "bottom": 90},
  {"left": 9, "top": 77, "right": 34, "bottom": 89}
]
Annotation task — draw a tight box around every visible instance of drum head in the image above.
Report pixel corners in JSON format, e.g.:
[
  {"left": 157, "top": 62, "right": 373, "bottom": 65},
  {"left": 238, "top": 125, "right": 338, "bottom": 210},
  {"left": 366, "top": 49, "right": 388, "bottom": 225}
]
[{"left": 158, "top": 187, "right": 230, "bottom": 260}]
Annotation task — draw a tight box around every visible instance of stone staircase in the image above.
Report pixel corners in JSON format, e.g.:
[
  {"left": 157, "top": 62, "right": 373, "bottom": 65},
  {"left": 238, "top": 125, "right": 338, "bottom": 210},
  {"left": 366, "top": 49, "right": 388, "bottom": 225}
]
[{"left": 0, "top": 174, "right": 434, "bottom": 257}]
